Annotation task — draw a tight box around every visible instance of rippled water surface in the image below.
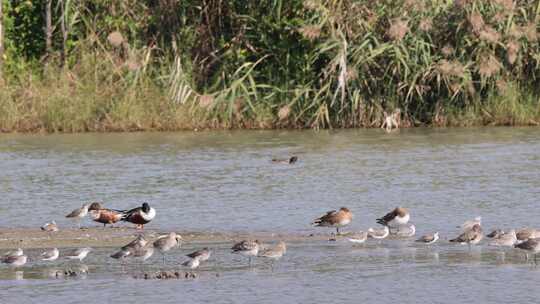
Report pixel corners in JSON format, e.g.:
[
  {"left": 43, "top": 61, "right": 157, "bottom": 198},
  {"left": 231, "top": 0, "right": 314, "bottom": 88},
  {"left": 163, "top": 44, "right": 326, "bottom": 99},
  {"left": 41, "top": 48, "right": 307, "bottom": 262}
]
[{"left": 1, "top": 128, "right": 540, "bottom": 303}]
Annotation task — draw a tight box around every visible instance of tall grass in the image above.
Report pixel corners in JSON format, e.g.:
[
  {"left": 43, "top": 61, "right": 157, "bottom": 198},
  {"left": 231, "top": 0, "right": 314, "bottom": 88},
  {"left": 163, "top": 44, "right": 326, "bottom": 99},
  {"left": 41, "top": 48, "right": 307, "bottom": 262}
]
[{"left": 1, "top": 0, "right": 540, "bottom": 132}]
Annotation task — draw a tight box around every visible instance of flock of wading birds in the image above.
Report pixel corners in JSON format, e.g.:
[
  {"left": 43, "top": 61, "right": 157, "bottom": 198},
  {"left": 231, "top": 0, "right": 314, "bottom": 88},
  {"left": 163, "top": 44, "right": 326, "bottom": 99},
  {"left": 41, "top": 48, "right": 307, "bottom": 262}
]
[{"left": 3, "top": 198, "right": 540, "bottom": 270}]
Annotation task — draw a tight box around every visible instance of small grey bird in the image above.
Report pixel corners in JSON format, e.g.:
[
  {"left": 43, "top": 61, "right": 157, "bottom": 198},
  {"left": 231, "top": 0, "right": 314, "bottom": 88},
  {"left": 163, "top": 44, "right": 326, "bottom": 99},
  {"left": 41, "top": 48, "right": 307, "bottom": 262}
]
[
  {"left": 41, "top": 220, "right": 59, "bottom": 232},
  {"left": 65, "top": 247, "right": 92, "bottom": 262},
  {"left": 259, "top": 241, "right": 286, "bottom": 270},
  {"left": 232, "top": 240, "right": 261, "bottom": 265},
  {"left": 111, "top": 235, "right": 148, "bottom": 260},
  {"left": 368, "top": 226, "right": 389, "bottom": 240},
  {"left": 391, "top": 224, "right": 416, "bottom": 237},
  {"left": 66, "top": 203, "right": 91, "bottom": 228},
  {"left": 486, "top": 229, "right": 505, "bottom": 239},
  {"left": 153, "top": 232, "right": 182, "bottom": 264},
  {"left": 41, "top": 248, "right": 60, "bottom": 261}
]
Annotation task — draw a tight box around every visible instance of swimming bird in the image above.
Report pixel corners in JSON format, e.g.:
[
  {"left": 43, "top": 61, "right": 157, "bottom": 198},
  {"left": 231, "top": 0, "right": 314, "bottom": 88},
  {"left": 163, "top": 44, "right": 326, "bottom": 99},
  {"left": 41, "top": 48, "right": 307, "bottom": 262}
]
[
  {"left": 450, "top": 224, "right": 483, "bottom": 248},
  {"left": 232, "top": 240, "right": 261, "bottom": 265},
  {"left": 416, "top": 232, "right": 439, "bottom": 244},
  {"left": 65, "top": 203, "right": 91, "bottom": 228},
  {"left": 41, "top": 220, "right": 59, "bottom": 232},
  {"left": 516, "top": 228, "right": 540, "bottom": 242},
  {"left": 121, "top": 202, "right": 156, "bottom": 229},
  {"left": 312, "top": 207, "right": 353, "bottom": 235},
  {"left": 182, "top": 248, "right": 212, "bottom": 269},
  {"left": 41, "top": 248, "right": 60, "bottom": 261},
  {"left": 347, "top": 231, "right": 368, "bottom": 245},
  {"left": 88, "top": 202, "right": 124, "bottom": 228},
  {"left": 65, "top": 247, "right": 92, "bottom": 262},
  {"left": 153, "top": 232, "right": 182, "bottom": 264},
  {"left": 514, "top": 238, "right": 540, "bottom": 264},
  {"left": 486, "top": 229, "right": 505, "bottom": 239},
  {"left": 376, "top": 207, "right": 410, "bottom": 228},
  {"left": 368, "top": 226, "right": 390, "bottom": 240},
  {"left": 1, "top": 253, "right": 27, "bottom": 267},
  {"left": 489, "top": 229, "right": 517, "bottom": 247},
  {"left": 391, "top": 223, "right": 416, "bottom": 237},
  {"left": 272, "top": 156, "right": 298, "bottom": 164},
  {"left": 459, "top": 216, "right": 481, "bottom": 232}
]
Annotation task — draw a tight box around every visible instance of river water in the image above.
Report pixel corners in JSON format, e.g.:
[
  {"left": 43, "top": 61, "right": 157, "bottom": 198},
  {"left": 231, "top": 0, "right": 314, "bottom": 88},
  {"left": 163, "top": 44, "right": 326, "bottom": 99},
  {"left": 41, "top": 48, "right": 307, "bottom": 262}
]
[{"left": 1, "top": 128, "right": 540, "bottom": 303}]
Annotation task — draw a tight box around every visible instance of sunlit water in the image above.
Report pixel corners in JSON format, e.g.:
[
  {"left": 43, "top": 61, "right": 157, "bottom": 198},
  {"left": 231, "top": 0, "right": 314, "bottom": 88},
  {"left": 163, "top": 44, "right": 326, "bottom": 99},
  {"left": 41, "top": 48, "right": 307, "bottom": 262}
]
[{"left": 1, "top": 128, "right": 540, "bottom": 303}]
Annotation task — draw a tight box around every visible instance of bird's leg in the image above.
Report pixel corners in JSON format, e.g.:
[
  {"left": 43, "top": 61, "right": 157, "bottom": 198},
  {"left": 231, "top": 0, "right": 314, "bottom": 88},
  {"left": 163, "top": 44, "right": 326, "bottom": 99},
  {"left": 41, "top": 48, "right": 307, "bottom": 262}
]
[
  {"left": 249, "top": 257, "right": 252, "bottom": 267},
  {"left": 535, "top": 254, "right": 538, "bottom": 266},
  {"left": 162, "top": 254, "right": 166, "bottom": 265},
  {"left": 336, "top": 227, "right": 340, "bottom": 236}
]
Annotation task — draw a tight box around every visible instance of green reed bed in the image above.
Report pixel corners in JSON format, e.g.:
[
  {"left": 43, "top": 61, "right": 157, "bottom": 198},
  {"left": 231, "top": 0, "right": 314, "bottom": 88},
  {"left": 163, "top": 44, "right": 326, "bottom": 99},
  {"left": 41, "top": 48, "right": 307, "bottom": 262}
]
[{"left": 0, "top": 0, "right": 540, "bottom": 132}]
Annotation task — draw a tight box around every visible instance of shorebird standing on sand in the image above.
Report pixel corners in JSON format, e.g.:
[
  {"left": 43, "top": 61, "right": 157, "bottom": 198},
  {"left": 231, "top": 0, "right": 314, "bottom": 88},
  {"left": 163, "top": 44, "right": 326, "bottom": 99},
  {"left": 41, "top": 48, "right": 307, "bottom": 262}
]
[
  {"left": 41, "top": 248, "right": 60, "bottom": 261},
  {"left": 416, "top": 232, "right": 439, "bottom": 245},
  {"left": 121, "top": 202, "right": 156, "bottom": 230},
  {"left": 514, "top": 238, "right": 540, "bottom": 264},
  {"left": 183, "top": 248, "right": 212, "bottom": 269},
  {"left": 312, "top": 207, "right": 353, "bottom": 236},
  {"left": 376, "top": 207, "right": 410, "bottom": 229},
  {"left": 41, "top": 221, "right": 59, "bottom": 232},
  {"left": 450, "top": 224, "right": 483, "bottom": 249},
  {"left": 65, "top": 247, "right": 92, "bottom": 262},
  {"left": 65, "top": 203, "right": 91, "bottom": 228},
  {"left": 232, "top": 240, "right": 261, "bottom": 266},
  {"left": 153, "top": 232, "right": 182, "bottom": 264}
]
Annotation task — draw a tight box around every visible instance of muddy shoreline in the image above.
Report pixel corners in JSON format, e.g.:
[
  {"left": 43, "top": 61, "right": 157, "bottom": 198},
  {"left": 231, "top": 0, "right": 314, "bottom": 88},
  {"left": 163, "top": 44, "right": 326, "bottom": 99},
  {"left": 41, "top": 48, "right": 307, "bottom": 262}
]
[{"left": 0, "top": 227, "right": 336, "bottom": 250}]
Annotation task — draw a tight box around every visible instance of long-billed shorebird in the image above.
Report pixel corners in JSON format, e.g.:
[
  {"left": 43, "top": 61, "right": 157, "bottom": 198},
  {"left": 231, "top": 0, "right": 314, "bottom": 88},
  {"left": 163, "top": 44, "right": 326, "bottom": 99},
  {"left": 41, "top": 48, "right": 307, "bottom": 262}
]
[
  {"left": 489, "top": 230, "right": 517, "bottom": 247},
  {"left": 232, "top": 240, "right": 261, "bottom": 265},
  {"left": 66, "top": 203, "right": 91, "bottom": 228},
  {"left": 376, "top": 207, "right": 410, "bottom": 229},
  {"left": 65, "top": 247, "right": 92, "bottom": 262},
  {"left": 312, "top": 207, "right": 353, "bottom": 235},
  {"left": 416, "top": 232, "right": 439, "bottom": 245},
  {"left": 450, "top": 224, "right": 483, "bottom": 249},
  {"left": 41, "top": 220, "right": 59, "bottom": 232},
  {"left": 1, "top": 251, "right": 27, "bottom": 267},
  {"left": 347, "top": 231, "right": 368, "bottom": 245},
  {"left": 41, "top": 248, "right": 60, "bottom": 262},
  {"left": 368, "top": 226, "right": 390, "bottom": 241},
  {"left": 183, "top": 248, "right": 212, "bottom": 269},
  {"left": 153, "top": 232, "right": 182, "bottom": 264}
]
